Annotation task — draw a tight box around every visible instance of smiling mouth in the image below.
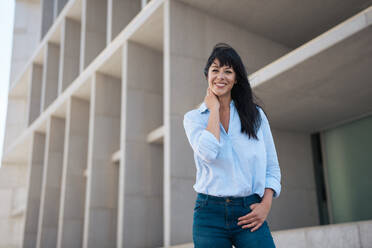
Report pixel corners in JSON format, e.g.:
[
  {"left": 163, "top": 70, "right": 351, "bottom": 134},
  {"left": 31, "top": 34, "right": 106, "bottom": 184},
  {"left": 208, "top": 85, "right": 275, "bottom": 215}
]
[{"left": 214, "top": 83, "right": 226, "bottom": 88}]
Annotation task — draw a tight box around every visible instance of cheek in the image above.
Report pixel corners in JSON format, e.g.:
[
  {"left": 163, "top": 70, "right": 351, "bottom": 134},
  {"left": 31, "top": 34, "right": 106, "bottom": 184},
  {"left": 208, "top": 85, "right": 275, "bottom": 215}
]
[
  {"left": 227, "top": 84, "right": 234, "bottom": 91},
  {"left": 208, "top": 75, "right": 216, "bottom": 84}
]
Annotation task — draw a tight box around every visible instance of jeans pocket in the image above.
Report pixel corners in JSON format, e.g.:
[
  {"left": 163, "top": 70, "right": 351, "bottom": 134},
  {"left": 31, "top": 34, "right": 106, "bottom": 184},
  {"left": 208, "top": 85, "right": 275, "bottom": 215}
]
[{"left": 194, "top": 200, "right": 205, "bottom": 211}]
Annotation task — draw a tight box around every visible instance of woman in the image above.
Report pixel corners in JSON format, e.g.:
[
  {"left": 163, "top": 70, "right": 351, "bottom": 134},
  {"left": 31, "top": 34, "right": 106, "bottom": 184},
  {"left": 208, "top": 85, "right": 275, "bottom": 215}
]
[{"left": 183, "top": 43, "right": 281, "bottom": 248}]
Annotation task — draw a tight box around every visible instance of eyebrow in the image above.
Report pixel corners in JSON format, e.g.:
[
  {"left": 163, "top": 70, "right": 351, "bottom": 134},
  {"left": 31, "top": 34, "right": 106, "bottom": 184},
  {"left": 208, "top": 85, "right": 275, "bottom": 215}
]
[
  {"left": 211, "top": 65, "right": 232, "bottom": 70},
  {"left": 211, "top": 63, "right": 232, "bottom": 68}
]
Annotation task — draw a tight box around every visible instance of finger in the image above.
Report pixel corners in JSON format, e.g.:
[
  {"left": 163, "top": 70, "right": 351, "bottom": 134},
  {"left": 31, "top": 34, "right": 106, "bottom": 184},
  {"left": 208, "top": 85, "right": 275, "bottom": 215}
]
[
  {"left": 251, "top": 222, "right": 263, "bottom": 232},
  {"left": 250, "top": 203, "right": 259, "bottom": 210},
  {"left": 237, "top": 217, "right": 257, "bottom": 226},
  {"left": 238, "top": 211, "right": 256, "bottom": 221},
  {"left": 242, "top": 221, "right": 258, "bottom": 229}
]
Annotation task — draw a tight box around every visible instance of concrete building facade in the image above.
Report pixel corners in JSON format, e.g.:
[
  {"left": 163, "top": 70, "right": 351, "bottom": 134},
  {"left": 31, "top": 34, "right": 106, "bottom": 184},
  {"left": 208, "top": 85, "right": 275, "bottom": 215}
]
[{"left": 1, "top": 0, "right": 372, "bottom": 247}]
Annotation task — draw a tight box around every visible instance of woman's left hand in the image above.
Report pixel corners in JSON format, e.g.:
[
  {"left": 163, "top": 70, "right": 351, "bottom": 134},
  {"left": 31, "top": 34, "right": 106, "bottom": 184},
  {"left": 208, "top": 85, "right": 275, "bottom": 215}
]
[{"left": 237, "top": 201, "right": 271, "bottom": 232}]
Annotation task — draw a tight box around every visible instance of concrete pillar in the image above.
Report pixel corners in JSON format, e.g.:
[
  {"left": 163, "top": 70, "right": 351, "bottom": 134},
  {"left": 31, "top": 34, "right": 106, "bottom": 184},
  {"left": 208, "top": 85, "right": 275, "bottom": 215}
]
[
  {"left": 41, "top": 42, "right": 60, "bottom": 112},
  {"left": 0, "top": 163, "right": 28, "bottom": 247},
  {"left": 83, "top": 73, "right": 120, "bottom": 248},
  {"left": 27, "top": 64, "right": 43, "bottom": 125},
  {"left": 9, "top": 0, "right": 41, "bottom": 85},
  {"left": 118, "top": 41, "right": 163, "bottom": 247},
  {"left": 36, "top": 117, "right": 65, "bottom": 248},
  {"left": 164, "top": 2, "right": 196, "bottom": 245},
  {"left": 40, "top": 0, "right": 55, "bottom": 40},
  {"left": 2, "top": 96, "right": 28, "bottom": 154},
  {"left": 141, "top": 0, "right": 146, "bottom": 9},
  {"left": 107, "top": 0, "right": 140, "bottom": 43},
  {"left": 22, "top": 132, "right": 46, "bottom": 248},
  {"left": 53, "top": 0, "right": 68, "bottom": 19},
  {"left": 80, "top": 0, "right": 107, "bottom": 72},
  {"left": 57, "top": 97, "right": 89, "bottom": 248},
  {"left": 58, "top": 18, "right": 81, "bottom": 94}
]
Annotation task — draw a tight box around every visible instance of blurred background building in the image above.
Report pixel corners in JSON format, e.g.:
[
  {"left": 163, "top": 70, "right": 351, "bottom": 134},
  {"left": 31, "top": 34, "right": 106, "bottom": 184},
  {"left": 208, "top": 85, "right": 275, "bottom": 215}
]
[{"left": 1, "top": 0, "right": 372, "bottom": 247}]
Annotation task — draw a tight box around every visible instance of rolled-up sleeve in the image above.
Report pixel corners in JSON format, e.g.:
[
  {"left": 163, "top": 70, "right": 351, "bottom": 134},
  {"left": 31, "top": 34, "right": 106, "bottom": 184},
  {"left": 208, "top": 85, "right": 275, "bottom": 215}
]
[
  {"left": 259, "top": 108, "right": 282, "bottom": 198},
  {"left": 183, "top": 113, "right": 222, "bottom": 163}
]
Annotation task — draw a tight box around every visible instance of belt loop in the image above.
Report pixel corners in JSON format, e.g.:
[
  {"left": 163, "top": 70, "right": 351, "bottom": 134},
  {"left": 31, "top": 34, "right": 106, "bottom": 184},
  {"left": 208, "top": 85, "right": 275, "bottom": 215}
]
[
  {"left": 205, "top": 194, "right": 209, "bottom": 206},
  {"left": 243, "top": 197, "right": 247, "bottom": 208}
]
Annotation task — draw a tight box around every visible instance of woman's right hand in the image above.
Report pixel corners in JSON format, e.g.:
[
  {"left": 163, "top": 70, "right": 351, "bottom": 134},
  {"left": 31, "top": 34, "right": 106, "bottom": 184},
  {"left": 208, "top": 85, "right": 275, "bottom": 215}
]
[{"left": 204, "top": 87, "right": 220, "bottom": 111}]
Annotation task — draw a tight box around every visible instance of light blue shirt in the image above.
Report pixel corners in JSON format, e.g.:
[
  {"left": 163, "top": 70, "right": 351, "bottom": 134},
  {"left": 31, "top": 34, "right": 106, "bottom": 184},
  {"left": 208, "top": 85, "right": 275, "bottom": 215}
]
[{"left": 183, "top": 100, "right": 281, "bottom": 198}]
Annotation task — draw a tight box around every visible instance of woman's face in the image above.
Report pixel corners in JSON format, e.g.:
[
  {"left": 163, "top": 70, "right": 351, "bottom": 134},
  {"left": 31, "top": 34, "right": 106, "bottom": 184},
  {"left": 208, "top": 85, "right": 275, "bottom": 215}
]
[{"left": 207, "top": 59, "right": 236, "bottom": 97}]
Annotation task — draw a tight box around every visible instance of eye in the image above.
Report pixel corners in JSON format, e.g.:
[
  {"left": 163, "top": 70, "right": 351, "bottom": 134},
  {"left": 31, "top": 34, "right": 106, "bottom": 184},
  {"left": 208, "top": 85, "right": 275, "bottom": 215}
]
[
  {"left": 212, "top": 69, "right": 219, "bottom": 72},
  {"left": 225, "top": 71, "right": 232, "bottom": 73}
]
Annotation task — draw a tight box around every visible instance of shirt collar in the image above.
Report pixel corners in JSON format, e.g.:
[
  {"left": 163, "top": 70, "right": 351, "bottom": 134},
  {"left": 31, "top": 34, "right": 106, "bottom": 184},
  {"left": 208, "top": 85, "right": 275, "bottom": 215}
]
[{"left": 198, "top": 99, "right": 235, "bottom": 114}]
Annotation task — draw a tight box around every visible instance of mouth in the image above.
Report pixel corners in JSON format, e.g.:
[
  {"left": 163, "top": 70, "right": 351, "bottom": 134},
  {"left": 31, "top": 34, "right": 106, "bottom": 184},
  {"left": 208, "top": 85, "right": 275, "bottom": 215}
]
[{"left": 214, "top": 82, "right": 226, "bottom": 88}]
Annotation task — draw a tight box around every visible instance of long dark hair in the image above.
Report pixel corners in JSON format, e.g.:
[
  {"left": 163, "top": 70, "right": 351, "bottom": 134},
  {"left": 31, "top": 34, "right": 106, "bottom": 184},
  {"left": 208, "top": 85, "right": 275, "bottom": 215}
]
[{"left": 204, "top": 43, "right": 263, "bottom": 140}]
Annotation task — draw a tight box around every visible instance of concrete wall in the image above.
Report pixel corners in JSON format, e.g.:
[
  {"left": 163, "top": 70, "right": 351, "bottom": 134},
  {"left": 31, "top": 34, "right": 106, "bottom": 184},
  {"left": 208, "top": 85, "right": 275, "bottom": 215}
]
[
  {"left": 10, "top": 0, "right": 41, "bottom": 86},
  {"left": 40, "top": 0, "right": 55, "bottom": 40},
  {"left": 40, "top": 0, "right": 68, "bottom": 40},
  {"left": 2, "top": 95, "right": 28, "bottom": 154},
  {"left": 41, "top": 42, "right": 60, "bottom": 111},
  {"left": 108, "top": 0, "right": 140, "bottom": 42},
  {"left": 27, "top": 64, "right": 43, "bottom": 125},
  {"left": 58, "top": 18, "right": 81, "bottom": 94},
  {"left": 54, "top": 0, "right": 68, "bottom": 20},
  {"left": 268, "top": 128, "right": 319, "bottom": 230},
  {"left": 0, "top": 164, "right": 28, "bottom": 248},
  {"left": 80, "top": 0, "right": 107, "bottom": 72},
  {"left": 273, "top": 220, "right": 372, "bottom": 248}
]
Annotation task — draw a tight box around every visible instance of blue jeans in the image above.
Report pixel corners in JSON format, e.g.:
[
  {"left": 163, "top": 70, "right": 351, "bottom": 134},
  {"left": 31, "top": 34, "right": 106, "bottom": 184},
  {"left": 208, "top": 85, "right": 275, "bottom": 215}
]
[{"left": 193, "top": 193, "right": 276, "bottom": 248}]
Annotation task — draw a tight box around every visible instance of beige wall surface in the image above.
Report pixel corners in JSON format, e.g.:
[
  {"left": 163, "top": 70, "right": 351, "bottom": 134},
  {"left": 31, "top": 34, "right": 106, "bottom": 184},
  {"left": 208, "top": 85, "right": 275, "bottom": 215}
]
[
  {"left": 0, "top": 164, "right": 27, "bottom": 248},
  {"left": 10, "top": 0, "right": 41, "bottom": 86}
]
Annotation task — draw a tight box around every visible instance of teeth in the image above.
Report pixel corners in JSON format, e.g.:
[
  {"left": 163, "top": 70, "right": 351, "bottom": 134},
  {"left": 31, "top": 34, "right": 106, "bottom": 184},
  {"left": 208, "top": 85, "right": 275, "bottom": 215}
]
[{"left": 216, "top": 83, "right": 225, "bottom": 86}]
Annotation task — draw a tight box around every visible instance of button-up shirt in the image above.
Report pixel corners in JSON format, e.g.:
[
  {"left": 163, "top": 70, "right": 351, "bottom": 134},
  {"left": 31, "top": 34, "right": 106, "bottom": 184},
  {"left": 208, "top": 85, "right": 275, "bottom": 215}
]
[{"left": 183, "top": 100, "right": 281, "bottom": 198}]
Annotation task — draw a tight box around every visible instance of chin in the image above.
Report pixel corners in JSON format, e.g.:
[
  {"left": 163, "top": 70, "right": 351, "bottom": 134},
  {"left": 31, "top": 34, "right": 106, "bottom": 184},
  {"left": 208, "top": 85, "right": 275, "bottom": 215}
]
[{"left": 212, "top": 88, "right": 229, "bottom": 97}]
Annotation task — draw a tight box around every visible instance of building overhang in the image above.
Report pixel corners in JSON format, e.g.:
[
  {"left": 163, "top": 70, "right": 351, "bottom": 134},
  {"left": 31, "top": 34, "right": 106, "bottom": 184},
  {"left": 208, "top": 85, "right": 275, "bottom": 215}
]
[
  {"left": 250, "top": 7, "right": 372, "bottom": 133},
  {"left": 179, "top": 0, "right": 372, "bottom": 48}
]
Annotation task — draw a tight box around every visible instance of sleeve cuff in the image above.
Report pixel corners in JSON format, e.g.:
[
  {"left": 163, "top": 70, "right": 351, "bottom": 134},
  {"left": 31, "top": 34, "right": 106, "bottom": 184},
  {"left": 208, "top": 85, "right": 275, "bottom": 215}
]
[{"left": 265, "top": 177, "right": 281, "bottom": 198}]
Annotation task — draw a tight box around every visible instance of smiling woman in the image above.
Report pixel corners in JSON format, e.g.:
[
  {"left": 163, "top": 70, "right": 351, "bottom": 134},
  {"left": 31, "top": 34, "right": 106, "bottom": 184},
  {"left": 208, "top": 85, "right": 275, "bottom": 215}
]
[
  {"left": 208, "top": 60, "right": 235, "bottom": 93},
  {"left": 183, "top": 43, "right": 281, "bottom": 248}
]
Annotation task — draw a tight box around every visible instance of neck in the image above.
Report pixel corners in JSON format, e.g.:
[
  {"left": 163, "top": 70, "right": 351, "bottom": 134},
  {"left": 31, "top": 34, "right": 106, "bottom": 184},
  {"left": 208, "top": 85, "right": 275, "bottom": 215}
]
[{"left": 218, "top": 94, "right": 231, "bottom": 111}]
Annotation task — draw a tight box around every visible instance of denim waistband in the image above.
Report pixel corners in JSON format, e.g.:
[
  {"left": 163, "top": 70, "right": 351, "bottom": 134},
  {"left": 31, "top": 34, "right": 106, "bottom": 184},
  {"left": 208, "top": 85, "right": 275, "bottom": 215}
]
[{"left": 196, "top": 193, "right": 261, "bottom": 207}]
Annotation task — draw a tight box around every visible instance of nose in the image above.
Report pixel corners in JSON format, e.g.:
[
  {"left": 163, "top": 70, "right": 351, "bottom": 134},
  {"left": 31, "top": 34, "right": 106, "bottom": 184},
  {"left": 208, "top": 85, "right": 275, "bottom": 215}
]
[{"left": 217, "top": 71, "right": 224, "bottom": 79}]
